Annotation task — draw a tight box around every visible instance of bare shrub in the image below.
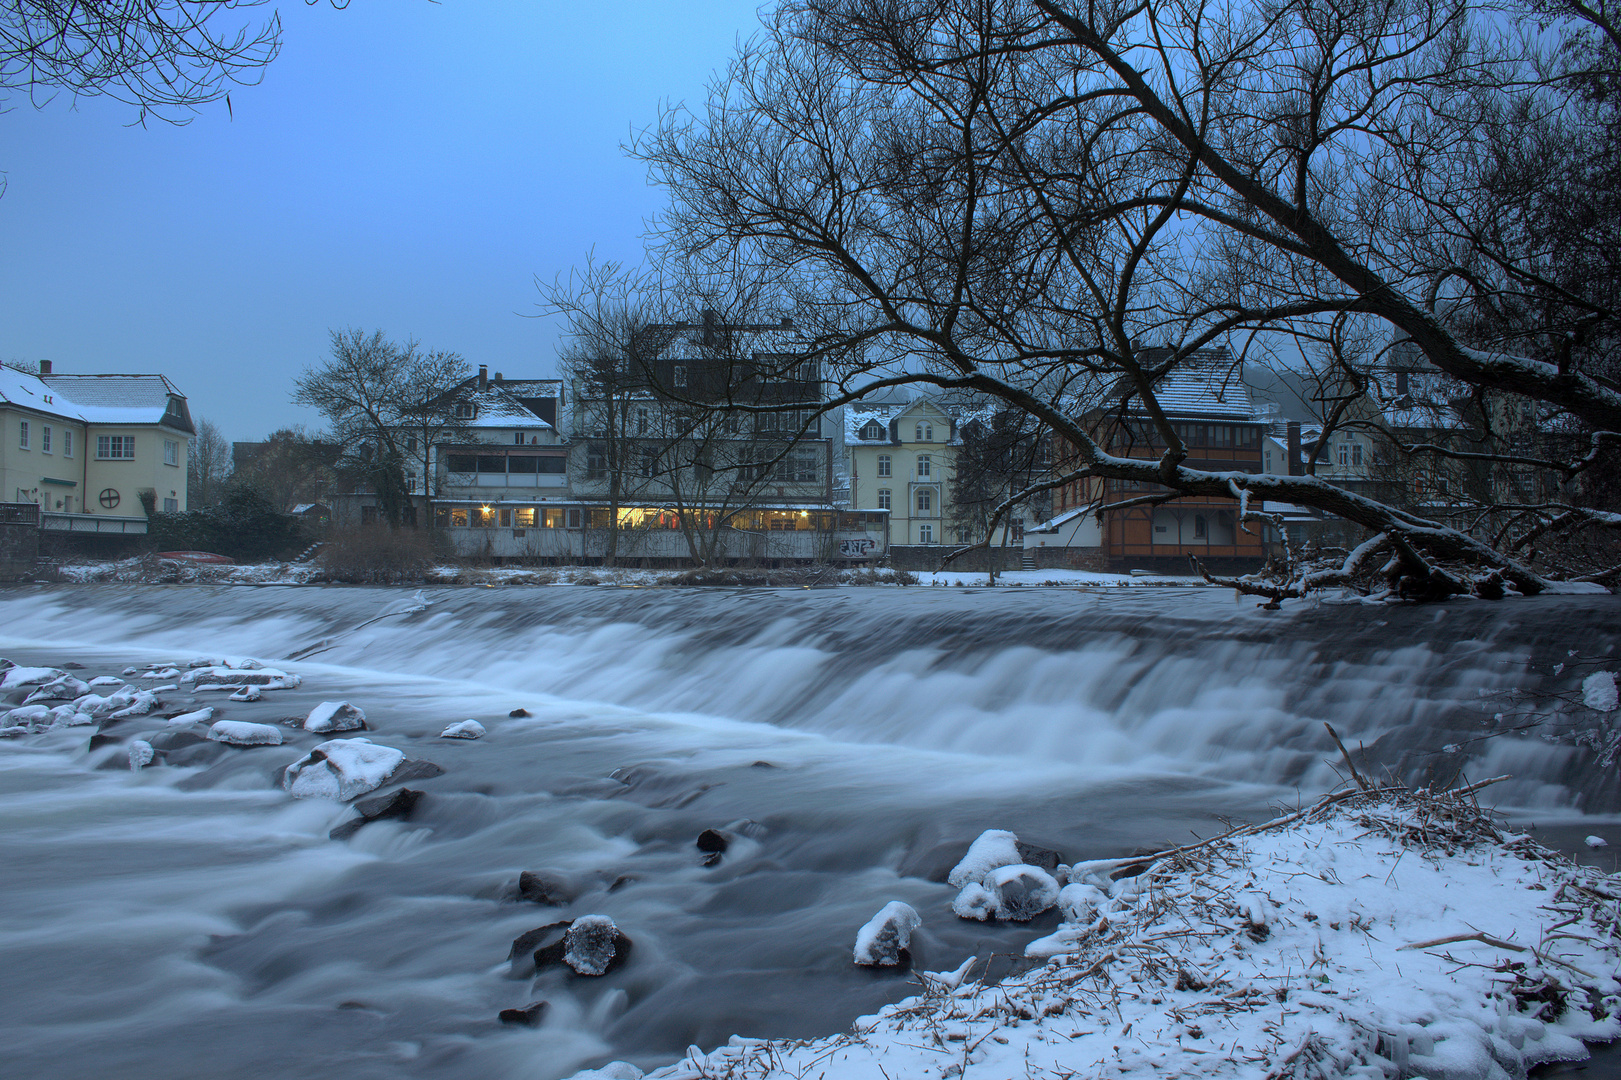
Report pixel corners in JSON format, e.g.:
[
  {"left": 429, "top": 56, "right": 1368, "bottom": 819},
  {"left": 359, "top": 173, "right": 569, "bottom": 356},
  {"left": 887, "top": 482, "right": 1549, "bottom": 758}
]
[{"left": 317, "top": 527, "right": 450, "bottom": 584}]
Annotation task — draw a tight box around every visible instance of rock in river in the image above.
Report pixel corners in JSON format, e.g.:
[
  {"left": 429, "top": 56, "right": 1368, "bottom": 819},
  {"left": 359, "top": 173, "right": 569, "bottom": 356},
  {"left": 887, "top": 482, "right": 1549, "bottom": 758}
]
[{"left": 283, "top": 738, "right": 405, "bottom": 801}]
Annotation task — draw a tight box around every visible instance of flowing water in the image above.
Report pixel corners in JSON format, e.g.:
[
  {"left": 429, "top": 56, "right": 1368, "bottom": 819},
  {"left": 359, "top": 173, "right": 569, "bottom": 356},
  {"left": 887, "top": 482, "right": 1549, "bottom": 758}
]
[{"left": 0, "top": 584, "right": 1617, "bottom": 1079}]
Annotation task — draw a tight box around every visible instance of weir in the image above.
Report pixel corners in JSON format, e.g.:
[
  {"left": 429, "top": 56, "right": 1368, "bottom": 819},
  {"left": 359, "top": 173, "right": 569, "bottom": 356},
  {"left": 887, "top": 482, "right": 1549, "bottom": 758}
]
[{"left": 0, "top": 585, "right": 1617, "bottom": 1079}]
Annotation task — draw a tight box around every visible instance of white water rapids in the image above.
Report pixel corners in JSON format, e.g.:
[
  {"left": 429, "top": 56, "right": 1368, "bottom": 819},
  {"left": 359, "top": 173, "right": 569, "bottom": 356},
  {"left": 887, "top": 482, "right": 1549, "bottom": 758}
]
[{"left": 0, "top": 584, "right": 1616, "bottom": 1079}]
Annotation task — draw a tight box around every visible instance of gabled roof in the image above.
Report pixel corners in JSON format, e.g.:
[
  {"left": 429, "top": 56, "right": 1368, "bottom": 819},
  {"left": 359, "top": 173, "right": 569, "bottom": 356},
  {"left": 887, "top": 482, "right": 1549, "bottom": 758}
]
[
  {"left": 2, "top": 367, "right": 194, "bottom": 432},
  {"left": 1142, "top": 352, "right": 1258, "bottom": 421},
  {"left": 0, "top": 365, "right": 78, "bottom": 422}
]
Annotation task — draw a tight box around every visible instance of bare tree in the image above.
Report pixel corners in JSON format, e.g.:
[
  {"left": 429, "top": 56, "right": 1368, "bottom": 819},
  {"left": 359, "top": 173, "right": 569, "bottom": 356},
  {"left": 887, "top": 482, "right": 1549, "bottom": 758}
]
[
  {"left": 291, "top": 328, "right": 471, "bottom": 528},
  {"left": 637, "top": 0, "right": 1621, "bottom": 599},
  {"left": 231, "top": 426, "right": 339, "bottom": 512},
  {"left": 1, "top": 1, "right": 287, "bottom": 122},
  {"left": 186, "top": 416, "right": 232, "bottom": 507}
]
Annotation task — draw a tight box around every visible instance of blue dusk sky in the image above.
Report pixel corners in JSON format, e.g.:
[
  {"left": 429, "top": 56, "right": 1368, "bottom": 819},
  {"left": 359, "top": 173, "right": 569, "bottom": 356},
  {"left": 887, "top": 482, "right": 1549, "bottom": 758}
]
[{"left": 0, "top": 2, "right": 766, "bottom": 441}]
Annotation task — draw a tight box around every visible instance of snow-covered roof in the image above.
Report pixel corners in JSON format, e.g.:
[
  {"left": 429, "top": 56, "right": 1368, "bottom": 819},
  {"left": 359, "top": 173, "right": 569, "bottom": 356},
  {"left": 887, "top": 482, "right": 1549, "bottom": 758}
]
[
  {"left": 845, "top": 405, "right": 895, "bottom": 444},
  {"left": 1142, "top": 356, "right": 1257, "bottom": 420},
  {"left": 450, "top": 384, "right": 556, "bottom": 430},
  {"left": 1029, "top": 505, "right": 1092, "bottom": 532},
  {"left": 1378, "top": 371, "right": 1467, "bottom": 430},
  {"left": 1, "top": 367, "right": 193, "bottom": 431}
]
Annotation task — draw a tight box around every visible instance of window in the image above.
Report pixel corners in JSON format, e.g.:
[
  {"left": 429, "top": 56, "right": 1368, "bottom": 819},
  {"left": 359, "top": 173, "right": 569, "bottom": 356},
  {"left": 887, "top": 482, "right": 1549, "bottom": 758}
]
[
  {"left": 406, "top": 435, "right": 417, "bottom": 453},
  {"left": 917, "top": 454, "right": 932, "bottom": 477},
  {"left": 916, "top": 489, "right": 932, "bottom": 513},
  {"left": 877, "top": 488, "right": 891, "bottom": 509},
  {"left": 163, "top": 439, "right": 179, "bottom": 466},
  {"left": 18, "top": 421, "right": 28, "bottom": 449},
  {"left": 514, "top": 508, "right": 537, "bottom": 527},
  {"left": 1011, "top": 518, "right": 1024, "bottom": 542},
  {"left": 448, "top": 454, "right": 477, "bottom": 473},
  {"left": 1194, "top": 514, "right": 1207, "bottom": 539},
  {"left": 163, "top": 497, "right": 178, "bottom": 512},
  {"left": 860, "top": 421, "right": 886, "bottom": 441},
  {"left": 42, "top": 426, "right": 52, "bottom": 453},
  {"left": 639, "top": 446, "right": 658, "bottom": 477},
  {"left": 957, "top": 527, "right": 973, "bottom": 543},
  {"left": 586, "top": 444, "right": 607, "bottom": 480},
  {"left": 673, "top": 365, "right": 687, "bottom": 387},
  {"left": 1351, "top": 443, "right": 1363, "bottom": 467},
  {"left": 63, "top": 430, "right": 73, "bottom": 458},
  {"left": 1338, "top": 443, "right": 1349, "bottom": 466},
  {"left": 636, "top": 407, "right": 649, "bottom": 435},
  {"left": 918, "top": 524, "right": 934, "bottom": 544},
  {"left": 876, "top": 454, "right": 891, "bottom": 477},
  {"left": 455, "top": 402, "right": 476, "bottom": 420},
  {"left": 97, "top": 435, "right": 135, "bottom": 459},
  {"left": 915, "top": 421, "right": 933, "bottom": 441}
]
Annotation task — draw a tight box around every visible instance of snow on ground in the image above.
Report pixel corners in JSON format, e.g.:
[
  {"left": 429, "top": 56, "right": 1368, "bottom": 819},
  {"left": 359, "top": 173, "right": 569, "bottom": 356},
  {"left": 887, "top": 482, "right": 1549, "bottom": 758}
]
[
  {"left": 46, "top": 557, "right": 1208, "bottom": 590},
  {"left": 583, "top": 786, "right": 1621, "bottom": 1080}
]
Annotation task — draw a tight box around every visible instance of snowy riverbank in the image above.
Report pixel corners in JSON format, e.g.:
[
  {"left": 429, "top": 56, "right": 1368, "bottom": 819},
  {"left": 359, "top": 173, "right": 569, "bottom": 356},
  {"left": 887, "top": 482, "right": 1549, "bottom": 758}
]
[{"left": 583, "top": 786, "right": 1621, "bottom": 1080}]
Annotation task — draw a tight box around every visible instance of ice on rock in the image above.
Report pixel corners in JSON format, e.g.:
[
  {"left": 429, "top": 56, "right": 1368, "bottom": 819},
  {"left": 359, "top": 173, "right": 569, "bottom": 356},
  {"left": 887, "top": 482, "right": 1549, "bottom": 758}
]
[
  {"left": 1583, "top": 672, "right": 1618, "bottom": 713},
  {"left": 563, "top": 915, "right": 625, "bottom": 976},
  {"left": 208, "top": 720, "right": 285, "bottom": 746},
  {"left": 986, "top": 864, "right": 1061, "bottom": 921},
  {"left": 166, "top": 707, "right": 215, "bottom": 726},
  {"left": 303, "top": 701, "right": 366, "bottom": 733},
  {"left": 140, "top": 667, "right": 181, "bottom": 680},
  {"left": 24, "top": 675, "right": 90, "bottom": 703},
  {"left": 3, "top": 704, "right": 51, "bottom": 729},
  {"left": 853, "top": 901, "right": 921, "bottom": 966},
  {"left": 128, "top": 740, "right": 155, "bottom": 770},
  {"left": 108, "top": 691, "right": 160, "bottom": 719},
  {"left": 1586, "top": 835, "right": 1608, "bottom": 848},
  {"left": 947, "top": 828, "right": 1022, "bottom": 887},
  {"left": 184, "top": 666, "right": 300, "bottom": 690},
  {"left": 283, "top": 738, "right": 405, "bottom": 801},
  {"left": 53, "top": 709, "right": 97, "bottom": 727},
  {"left": 0, "top": 666, "right": 64, "bottom": 689},
  {"left": 228, "top": 686, "right": 261, "bottom": 702},
  {"left": 438, "top": 719, "right": 485, "bottom": 739},
  {"left": 1057, "top": 882, "right": 1107, "bottom": 923},
  {"left": 952, "top": 881, "right": 997, "bottom": 921},
  {"left": 121, "top": 667, "right": 139, "bottom": 676},
  {"left": 88, "top": 676, "right": 124, "bottom": 688}
]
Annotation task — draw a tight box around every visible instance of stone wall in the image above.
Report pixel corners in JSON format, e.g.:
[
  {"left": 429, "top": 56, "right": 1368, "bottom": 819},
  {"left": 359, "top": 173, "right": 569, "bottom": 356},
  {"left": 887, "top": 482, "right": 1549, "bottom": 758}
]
[{"left": 0, "top": 504, "right": 39, "bottom": 580}]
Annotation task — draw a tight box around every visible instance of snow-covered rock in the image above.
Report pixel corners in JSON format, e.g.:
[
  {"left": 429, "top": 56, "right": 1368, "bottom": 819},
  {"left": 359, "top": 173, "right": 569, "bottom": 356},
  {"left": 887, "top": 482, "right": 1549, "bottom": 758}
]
[
  {"left": 166, "top": 707, "right": 215, "bottom": 726},
  {"left": 282, "top": 738, "right": 405, "bottom": 801},
  {"left": 0, "top": 666, "right": 64, "bottom": 689},
  {"left": 87, "top": 676, "right": 124, "bottom": 688},
  {"left": 23, "top": 675, "right": 90, "bottom": 703},
  {"left": 438, "top": 719, "right": 485, "bottom": 739},
  {"left": 184, "top": 666, "right": 300, "bottom": 690},
  {"left": 1583, "top": 671, "right": 1618, "bottom": 713},
  {"left": 303, "top": 701, "right": 366, "bottom": 733},
  {"left": 228, "top": 686, "right": 261, "bottom": 702},
  {"left": 128, "top": 741, "right": 155, "bottom": 770},
  {"left": 985, "top": 863, "right": 1060, "bottom": 921},
  {"left": 108, "top": 691, "right": 160, "bottom": 719},
  {"left": 207, "top": 720, "right": 285, "bottom": 746},
  {"left": 566, "top": 1064, "right": 643, "bottom": 1080},
  {"left": 951, "top": 881, "right": 996, "bottom": 921},
  {"left": 52, "top": 710, "right": 97, "bottom": 727},
  {"left": 1056, "top": 882, "right": 1107, "bottom": 923},
  {"left": 946, "top": 828, "right": 1021, "bottom": 887},
  {"left": 853, "top": 901, "right": 921, "bottom": 966},
  {"left": 561, "top": 915, "right": 629, "bottom": 976},
  {"left": 1586, "top": 835, "right": 1608, "bottom": 848},
  {"left": 3, "top": 704, "right": 51, "bottom": 730}
]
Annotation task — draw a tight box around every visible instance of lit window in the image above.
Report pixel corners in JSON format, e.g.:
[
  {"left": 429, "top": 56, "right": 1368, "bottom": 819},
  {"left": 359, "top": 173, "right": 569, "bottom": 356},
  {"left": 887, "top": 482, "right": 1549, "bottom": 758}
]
[
  {"left": 917, "top": 454, "right": 931, "bottom": 478},
  {"left": 876, "top": 454, "right": 891, "bottom": 477},
  {"left": 97, "top": 436, "right": 135, "bottom": 460},
  {"left": 877, "top": 489, "right": 891, "bottom": 509},
  {"left": 449, "top": 508, "right": 469, "bottom": 527},
  {"left": 163, "top": 439, "right": 179, "bottom": 466},
  {"left": 18, "top": 421, "right": 28, "bottom": 449},
  {"left": 919, "top": 524, "right": 933, "bottom": 544}
]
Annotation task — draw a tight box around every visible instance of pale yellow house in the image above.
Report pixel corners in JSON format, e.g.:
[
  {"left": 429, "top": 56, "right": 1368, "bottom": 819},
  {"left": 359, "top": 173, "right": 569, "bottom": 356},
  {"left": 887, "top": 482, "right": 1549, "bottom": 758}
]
[
  {"left": 843, "top": 399, "right": 956, "bottom": 546},
  {"left": 1, "top": 362, "right": 193, "bottom": 527}
]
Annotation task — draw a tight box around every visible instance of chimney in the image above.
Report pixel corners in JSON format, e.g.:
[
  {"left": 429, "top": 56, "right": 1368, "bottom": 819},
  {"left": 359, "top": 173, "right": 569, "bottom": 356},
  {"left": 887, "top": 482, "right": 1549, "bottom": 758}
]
[
  {"left": 1286, "top": 421, "right": 1303, "bottom": 476},
  {"left": 39, "top": 359, "right": 52, "bottom": 375},
  {"left": 478, "top": 364, "right": 488, "bottom": 391},
  {"left": 494, "top": 371, "right": 503, "bottom": 383},
  {"left": 702, "top": 308, "right": 717, "bottom": 347}
]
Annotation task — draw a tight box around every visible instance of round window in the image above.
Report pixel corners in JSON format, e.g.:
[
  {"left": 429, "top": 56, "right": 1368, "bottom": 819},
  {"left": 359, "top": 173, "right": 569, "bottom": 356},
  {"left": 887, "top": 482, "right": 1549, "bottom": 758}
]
[{"left": 99, "top": 488, "right": 121, "bottom": 509}]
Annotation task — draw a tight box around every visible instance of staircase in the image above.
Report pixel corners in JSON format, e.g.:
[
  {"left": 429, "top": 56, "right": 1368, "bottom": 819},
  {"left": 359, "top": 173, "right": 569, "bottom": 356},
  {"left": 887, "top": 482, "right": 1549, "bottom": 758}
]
[
  {"left": 1021, "top": 548, "right": 1036, "bottom": 571},
  {"left": 294, "top": 541, "right": 325, "bottom": 563}
]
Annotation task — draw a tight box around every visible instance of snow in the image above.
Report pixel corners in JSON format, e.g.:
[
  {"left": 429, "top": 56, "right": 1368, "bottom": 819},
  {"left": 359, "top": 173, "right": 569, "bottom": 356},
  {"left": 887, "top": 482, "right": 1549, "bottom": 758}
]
[
  {"left": 303, "top": 701, "right": 366, "bottom": 733},
  {"left": 1541, "top": 581, "right": 1612, "bottom": 594},
  {"left": 950, "top": 881, "right": 997, "bottom": 921},
  {"left": 228, "top": 686, "right": 262, "bottom": 701},
  {"left": 166, "top": 707, "right": 215, "bottom": 726},
  {"left": 2, "top": 705, "right": 51, "bottom": 729},
  {"left": 184, "top": 666, "right": 300, "bottom": 690},
  {"left": 282, "top": 738, "right": 405, "bottom": 801},
  {"left": 853, "top": 901, "right": 921, "bottom": 966},
  {"left": 600, "top": 790, "right": 1621, "bottom": 1080},
  {"left": 0, "top": 666, "right": 63, "bottom": 688},
  {"left": 569, "top": 1065, "right": 643, "bottom": 1080},
  {"left": 207, "top": 720, "right": 285, "bottom": 746},
  {"left": 127, "top": 741, "right": 154, "bottom": 770},
  {"left": 87, "top": 676, "right": 123, "bottom": 688},
  {"left": 107, "top": 691, "right": 160, "bottom": 719},
  {"left": 563, "top": 915, "right": 623, "bottom": 976},
  {"left": 1584, "top": 672, "right": 1619, "bottom": 713},
  {"left": 1588, "top": 836, "right": 1609, "bottom": 848},
  {"left": 946, "top": 828, "right": 1022, "bottom": 886},
  {"left": 438, "top": 719, "right": 486, "bottom": 739},
  {"left": 23, "top": 675, "right": 90, "bottom": 703}
]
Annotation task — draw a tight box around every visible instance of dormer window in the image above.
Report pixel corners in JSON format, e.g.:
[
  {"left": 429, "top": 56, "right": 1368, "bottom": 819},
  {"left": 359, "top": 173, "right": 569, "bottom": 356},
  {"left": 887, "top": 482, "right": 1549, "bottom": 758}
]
[
  {"left": 915, "top": 421, "right": 933, "bottom": 442},
  {"left": 860, "top": 421, "right": 886, "bottom": 441},
  {"left": 455, "top": 402, "right": 476, "bottom": 420}
]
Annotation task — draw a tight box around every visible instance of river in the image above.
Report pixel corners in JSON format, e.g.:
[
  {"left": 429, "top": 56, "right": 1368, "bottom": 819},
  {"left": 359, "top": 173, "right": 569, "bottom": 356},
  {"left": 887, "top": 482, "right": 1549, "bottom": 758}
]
[{"left": 1, "top": 584, "right": 1616, "bottom": 1079}]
